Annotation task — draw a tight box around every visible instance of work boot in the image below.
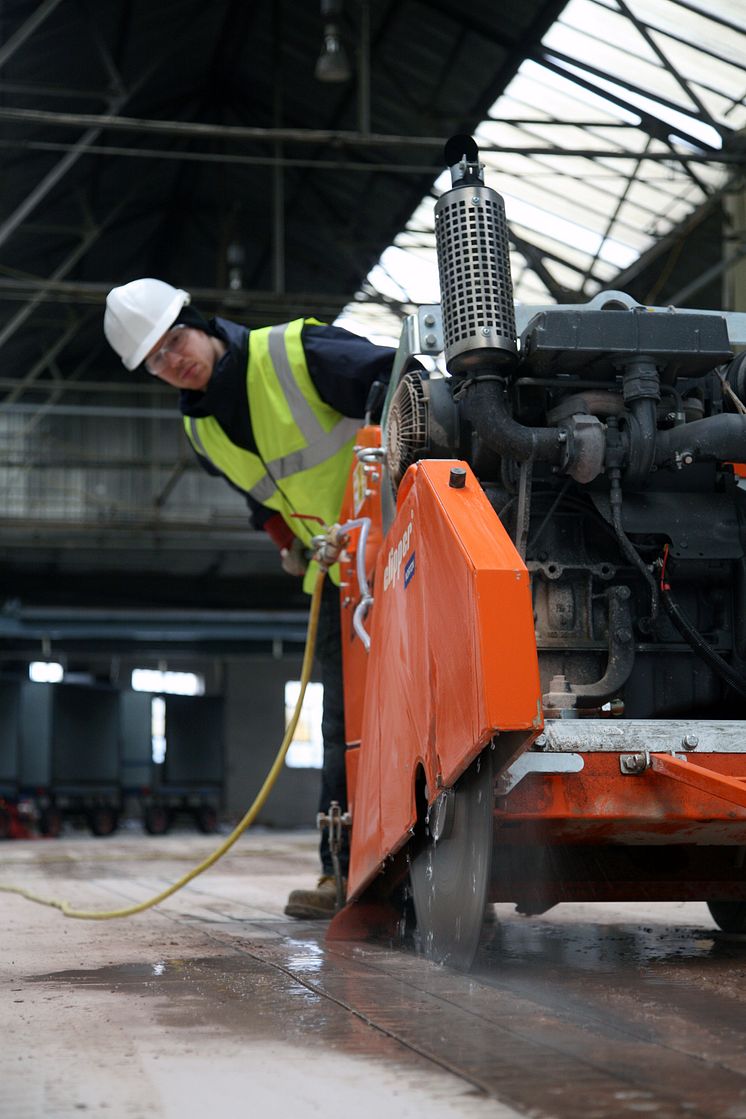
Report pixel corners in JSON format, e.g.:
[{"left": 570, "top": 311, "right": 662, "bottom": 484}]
[{"left": 284, "top": 875, "right": 346, "bottom": 919}]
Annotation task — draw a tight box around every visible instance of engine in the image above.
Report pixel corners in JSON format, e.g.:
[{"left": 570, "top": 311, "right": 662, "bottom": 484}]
[{"left": 384, "top": 136, "right": 746, "bottom": 721}]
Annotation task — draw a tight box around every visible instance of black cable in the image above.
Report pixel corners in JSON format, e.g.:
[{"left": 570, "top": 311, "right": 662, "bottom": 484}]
[
  {"left": 609, "top": 474, "right": 660, "bottom": 624},
  {"left": 661, "top": 587, "right": 746, "bottom": 701}
]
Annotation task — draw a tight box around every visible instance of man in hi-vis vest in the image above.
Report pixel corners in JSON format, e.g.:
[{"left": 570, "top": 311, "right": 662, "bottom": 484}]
[{"left": 104, "top": 278, "right": 395, "bottom": 918}]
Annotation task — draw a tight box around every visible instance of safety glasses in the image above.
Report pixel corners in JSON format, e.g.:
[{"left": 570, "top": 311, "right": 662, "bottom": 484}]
[{"left": 145, "top": 324, "right": 192, "bottom": 375}]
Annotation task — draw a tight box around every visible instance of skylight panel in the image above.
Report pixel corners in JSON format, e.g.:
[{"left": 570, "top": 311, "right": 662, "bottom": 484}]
[{"left": 340, "top": 0, "right": 737, "bottom": 334}]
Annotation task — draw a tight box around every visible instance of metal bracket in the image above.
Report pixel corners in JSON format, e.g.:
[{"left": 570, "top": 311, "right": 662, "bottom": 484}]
[
  {"left": 356, "top": 446, "right": 385, "bottom": 464},
  {"left": 619, "top": 751, "right": 649, "bottom": 774},
  {"left": 648, "top": 752, "right": 746, "bottom": 811},
  {"left": 380, "top": 305, "right": 443, "bottom": 437},
  {"left": 412, "top": 305, "right": 444, "bottom": 356},
  {"left": 498, "top": 752, "right": 584, "bottom": 795},
  {"left": 426, "top": 788, "right": 455, "bottom": 842},
  {"left": 317, "top": 800, "right": 352, "bottom": 911},
  {"left": 537, "top": 719, "right": 746, "bottom": 754},
  {"left": 620, "top": 750, "right": 688, "bottom": 775}
]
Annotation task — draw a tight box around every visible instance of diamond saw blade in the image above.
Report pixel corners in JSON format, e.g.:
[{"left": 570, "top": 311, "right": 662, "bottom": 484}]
[{"left": 409, "top": 750, "right": 494, "bottom": 970}]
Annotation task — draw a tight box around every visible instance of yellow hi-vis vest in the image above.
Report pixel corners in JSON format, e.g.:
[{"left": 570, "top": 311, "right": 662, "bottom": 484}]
[{"left": 183, "top": 317, "right": 360, "bottom": 593}]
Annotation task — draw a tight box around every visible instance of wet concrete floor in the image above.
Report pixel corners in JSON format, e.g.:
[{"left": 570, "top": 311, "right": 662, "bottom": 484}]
[{"left": 2, "top": 829, "right": 746, "bottom": 1118}]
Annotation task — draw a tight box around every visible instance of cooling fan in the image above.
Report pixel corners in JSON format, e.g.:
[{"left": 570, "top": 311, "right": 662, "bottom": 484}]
[{"left": 385, "top": 371, "right": 429, "bottom": 489}]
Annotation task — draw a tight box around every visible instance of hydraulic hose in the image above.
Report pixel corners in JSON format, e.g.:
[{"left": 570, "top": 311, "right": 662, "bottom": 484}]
[
  {"left": 621, "top": 358, "right": 659, "bottom": 489},
  {"left": 656, "top": 413, "right": 746, "bottom": 466},
  {"left": 624, "top": 398, "right": 657, "bottom": 487},
  {"left": 457, "top": 376, "right": 564, "bottom": 465},
  {"left": 0, "top": 572, "right": 325, "bottom": 920}
]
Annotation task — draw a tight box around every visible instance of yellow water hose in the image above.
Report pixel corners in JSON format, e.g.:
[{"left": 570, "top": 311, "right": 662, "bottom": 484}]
[{"left": 0, "top": 572, "right": 325, "bottom": 920}]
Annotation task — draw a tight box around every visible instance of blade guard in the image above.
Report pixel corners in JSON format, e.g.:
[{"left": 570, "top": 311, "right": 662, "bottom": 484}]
[{"left": 347, "top": 459, "right": 542, "bottom": 899}]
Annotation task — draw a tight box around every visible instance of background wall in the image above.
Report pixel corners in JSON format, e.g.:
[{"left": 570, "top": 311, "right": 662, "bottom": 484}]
[{"left": 223, "top": 654, "right": 321, "bottom": 828}]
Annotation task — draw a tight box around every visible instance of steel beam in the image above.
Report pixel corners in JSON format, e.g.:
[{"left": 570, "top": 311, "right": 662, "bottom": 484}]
[
  {"left": 0, "top": 377, "right": 168, "bottom": 396},
  {"left": 0, "top": 379, "right": 170, "bottom": 401},
  {"left": 0, "top": 132, "right": 740, "bottom": 168},
  {"left": 536, "top": 46, "right": 724, "bottom": 151},
  {"left": 357, "top": 0, "right": 372, "bottom": 135},
  {"left": 0, "top": 24, "right": 183, "bottom": 253},
  {"left": 669, "top": 0, "right": 746, "bottom": 37},
  {"left": 0, "top": 0, "right": 64, "bottom": 72},
  {"left": 582, "top": 137, "right": 652, "bottom": 292},
  {"left": 0, "top": 106, "right": 739, "bottom": 164},
  {"left": 0, "top": 80, "right": 107, "bottom": 101},
  {"left": 272, "top": 1, "right": 285, "bottom": 296},
  {"left": 535, "top": 52, "right": 718, "bottom": 197},
  {"left": 0, "top": 94, "right": 130, "bottom": 252},
  {"left": 0, "top": 458, "right": 195, "bottom": 470},
  {"left": 609, "top": 190, "right": 725, "bottom": 292},
  {"left": 76, "top": 0, "right": 126, "bottom": 97},
  {"left": 5, "top": 348, "right": 114, "bottom": 436},
  {"left": 1, "top": 315, "right": 93, "bottom": 405},
  {"left": 617, "top": 0, "right": 724, "bottom": 128},
  {"left": 510, "top": 232, "right": 577, "bottom": 302},
  {"left": 153, "top": 459, "right": 190, "bottom": 511},
  {"left": 0, "top": 276, "right": 354, "bottom": 318},
  {"left": 0, "top": 200, "right": 126, "bottom": 352},
  {"left": 0, "top": 403, "right": 177, "bottom": 419},
  {"left": 667, "top": 242, "right": 746, "bottom": 306}
]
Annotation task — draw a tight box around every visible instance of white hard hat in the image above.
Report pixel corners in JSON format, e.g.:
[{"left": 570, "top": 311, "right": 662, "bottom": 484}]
[{"left": 104, "top": 278, "right": 191, "bottom": 370}]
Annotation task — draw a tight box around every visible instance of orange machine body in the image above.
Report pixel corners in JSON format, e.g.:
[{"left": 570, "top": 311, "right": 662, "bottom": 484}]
[
  {"left": 336, "top": 432, "right": 746, "bottom": 911},
  {"left": 339, "top": 439, "right": 542, "bottom": 900},
  {"left": 496, "top": 752, "right": 746, "bottom": 845}
]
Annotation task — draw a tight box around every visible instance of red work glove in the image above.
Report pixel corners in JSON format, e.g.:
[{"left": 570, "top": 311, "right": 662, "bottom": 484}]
[{"left": 264, "top": 512, "right": 295, "bottom": 552}]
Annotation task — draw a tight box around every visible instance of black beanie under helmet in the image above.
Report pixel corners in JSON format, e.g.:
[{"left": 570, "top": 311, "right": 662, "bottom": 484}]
[{"left": 171, "top": 304, "right": 220, "bottom": 337}]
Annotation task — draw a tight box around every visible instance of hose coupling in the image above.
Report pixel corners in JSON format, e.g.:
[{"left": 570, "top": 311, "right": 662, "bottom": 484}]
[{"left": 311, "top": 524, "right": 349, "bottom": 571}]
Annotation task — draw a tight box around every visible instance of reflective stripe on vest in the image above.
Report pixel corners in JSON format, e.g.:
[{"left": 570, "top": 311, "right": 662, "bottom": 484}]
[
  {"left": 256, "top": 322, "right": 360, "bottom": 478},
  {"left": 185, "top": 416, "right": 278, "bottom": 504},
  {"left": 267, "top": 324, "right": 324, "bottom": 446}
]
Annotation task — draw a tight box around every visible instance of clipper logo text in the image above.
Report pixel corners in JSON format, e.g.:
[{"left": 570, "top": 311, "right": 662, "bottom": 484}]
[{"left": 383, "top": 516, "right": 414, "bottom": 592}]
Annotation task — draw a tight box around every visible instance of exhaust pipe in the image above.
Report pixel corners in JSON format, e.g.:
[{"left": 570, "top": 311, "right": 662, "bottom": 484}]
[{"left": 435, "top": 137, "right": 571, "bottom": 473}]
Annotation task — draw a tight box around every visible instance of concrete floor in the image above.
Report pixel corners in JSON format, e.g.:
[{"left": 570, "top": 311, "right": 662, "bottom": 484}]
[{"left": 3, "top": 828, "right": 746, "bottom": 1119}]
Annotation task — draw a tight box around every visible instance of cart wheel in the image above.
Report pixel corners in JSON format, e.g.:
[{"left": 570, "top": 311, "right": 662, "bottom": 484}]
[
  {"left": 707, "top": 900, "right": 746, "bottom": 933},
  {"left": 88, "top": 806, "right": 118, "bottom": 837},
  {"left": 144, "top": 805, "right": 171, "bottom": 835},
  {"left": 195, "top": 805, "right": 218, "bottom": 834},
  {"left": 0, "top": 807, "right": 11, "bottom": 840},
  {"left": 39, "top": 807, "right": 63, "bottom": 838}
]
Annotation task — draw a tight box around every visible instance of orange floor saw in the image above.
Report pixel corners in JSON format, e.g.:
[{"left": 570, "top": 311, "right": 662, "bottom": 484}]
[{"left": 326, "top": 135, "right": 746, "bottom": 968}]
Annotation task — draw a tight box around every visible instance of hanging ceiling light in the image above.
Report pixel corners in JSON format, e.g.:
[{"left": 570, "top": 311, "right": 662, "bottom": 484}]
[{"left": 315, "top": 0, "right": 351, "bottom": 83}]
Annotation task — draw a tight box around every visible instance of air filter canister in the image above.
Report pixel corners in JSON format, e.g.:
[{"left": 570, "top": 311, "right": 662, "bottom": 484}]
[{"left": 435, "top": 176, "right": 517, "bottom": 375}]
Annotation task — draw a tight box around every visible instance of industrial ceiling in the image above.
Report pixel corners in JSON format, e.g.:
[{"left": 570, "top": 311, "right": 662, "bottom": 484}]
[{"left": 0, "top": 0, "right": 743, "bottom": 656}]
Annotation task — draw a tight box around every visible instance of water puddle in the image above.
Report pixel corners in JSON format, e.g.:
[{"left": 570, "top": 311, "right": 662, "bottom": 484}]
[{"left": 477, "top": 917, "right": 733, "bottom": 972}]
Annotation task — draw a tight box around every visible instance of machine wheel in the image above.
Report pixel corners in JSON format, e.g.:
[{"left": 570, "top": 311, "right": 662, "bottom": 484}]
[
  {"left": 707, "top": 900, "right": 746, "bottom": 933},
  {"left": 143, "top": 805, "right": 171, "bottom": 835},
  {"left": 194, "top": 805, "right": 218, "bottom": 834},
  {"left": 409, "top": 750, "right": 494, "bottom": 970},
  {"left": 88, "top": 806, "right": 118, "bottom": 837},
  {"left": 39, "top": 807, "right": 63, "bottom": 837}
]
